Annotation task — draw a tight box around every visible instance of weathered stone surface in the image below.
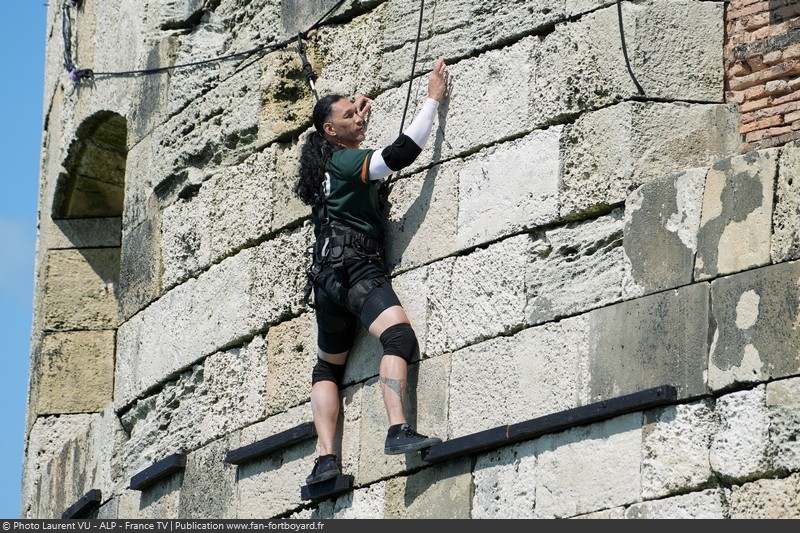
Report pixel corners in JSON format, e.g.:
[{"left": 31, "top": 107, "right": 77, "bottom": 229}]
[
  {"left": 472, "top": 440, "right": 538, "bottom": 519},
  {"left": 234, "top": 413, "right": 317, "bottom": 517},
  {"left": 728, "top": 472, "right": 800, "bottom": 519},
  {"left": 45, "top": 218, "right": 122, "bottom": 250},
  {"left": 708, "top": 261, "right": 800, "bottom": 391},
  {"left": 117, "top": 479, "right": 182, "bottom": 519},
  {"left": 641, "top": 400, "right": 715, "bottom": 500},
  {"left": 119, "top": 336, "right": 269, "bottom": 477},
  {"left": 623, "top": 168, "right": 707, "bottom": 299},
  {"left": 22, "top": 410, "right": 124, "bottom": 519},
  {"left": 161, "top": 149, "right": 277, "bottom": 288},
  {"left": 625, "top": 489, "right": 726, "bottom": 519},
  {"left": 384, "top": 458, "right": 472, "bottom": 518},
  {"left": 426, "top": 235, "right": 529, "bottom": 356},
  {"left": 527, "top": 209, "right": 625, "bottom": 325},
  {"left": 265, "top": 313, "right": 316, "bottom": 416},
  {"left": 772, "top": 146, "right": 800, "bottom": 263},
  {"left": 124, "top": 64, "right": 264, "bottom": 230},
  {"left": 561, "top": 102, "right": 740, "bottom": 219},
  {"left": 534, "top": 413, "right": 642, "bottom": 518},
  {"left": 620, "top": 0, "right": 724, "bottom": 102},
  {"left": 35, "top": 331, "right": 115, "bottom": 415},
  {"left": 456, "top": 127, "right": 562, "bottom": 249},
  {"left": 317, "top": 0, "right": 563, "bottom": 96},
  {"left": 119, "top": 216, "right": 163, "bottom": 322},
  {"left": 588, "top": 282, "right": 710, "bottom": 400},
  {"left": 385, "top": 163, "right": 459, "bottom": 273},
  {"left": 695, "top": 150, "right": 777, "bottom": 281},
  {"left": 329, "top": 481, "right": 386, "bottom": 519},
  {"left": 449, "top": 316, "right": 590, "bottom": 438},
  {"left": 23, "top": 415, "right": 91, "bottom": 518},
  {"left": 116, "top": 225, "right": 311, "bottom": 408},
  {"left": 42, "top": 249, "right": 119, "bottom": 331},
  {"left": 766, "top": 378, "right": 800, "bottom": 473},
  {"left": 178, "top": 435, "right": 239, "bottom": 519},
  {"left": 710, "top": 386, "right": 772, "bottom": 483},
  {"left": 273, "top": 137, "right": 310, "bottom": 232}
]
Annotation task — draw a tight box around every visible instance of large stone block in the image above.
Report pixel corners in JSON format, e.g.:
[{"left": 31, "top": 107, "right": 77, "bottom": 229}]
[
  {"left": 618, "top": 0, "right": 724, "bottom": 102},
  {"left": 623, "top": 168, "right": 707, "bottom": 299},
  {"left": 119, "top": 216, "right": 163, "bottom": 322},
  {"left": 772, "top": 146, "right": 800, "bottom": 263},
  {"left": 534, "top": 413, "right": 642, "bottom": 518},
  {"left": 561, "top": 102, "right": 740, "bottom": 219},
  {"left": 116, "top": 479, "right": 182, "bottom": 519},
  {"left": 449, "top": 316, "right": 590, "bottom": 438},
  {"left": 384, "top": 163, "right": 459, "bottom": 273},
  {"left": 472, "top": 440, "right": 538, "bottom": 519},
  {"left": 527, "top": 209, "right": 625, "bottom": 325},
  {"left": 35, "top": 331, "right": 115, "bottom": 415},
  {"left": 766, "top": 378, "right": 800, "bottom": 473},
  {"left": 587, "top": 282, "right": 710, "bottom": 400},
  {"left": 265, "top": 313, "right": 316, "bottom": 416},
  {"left": 710, "top": 386, "right": 772, "bottom": 483},
  {"left": 708, "top": 261, "right": 800, "bottom": 390},
  {"left": 456, "top": 127, "right": 562, "bottom": 249},
  {"left": 384, "top": 458, "right": 472, "bottom": 518},
  {"left": 426, "top": 234, "right": 530, "bottom": 356},
  {"left": 317, "top": 0, "right": 565, "bottom": 96},
  {"left": 177, "top": 436, "right": 240, "bottom": 519},
  {"left": 728, "top": 472, "right": 800, "bottom": 519},
  {"left": 641, "top": 400, "right": 715, "bottom": 500},
  {"left": 695, "top": 150, "right": 778, "bottom": 281},
  {"left": 273, "top": 138, "right": 310, "bottom": 232},
  {"left": 42, "top": 249, "right": 120, "bottom": 331}
]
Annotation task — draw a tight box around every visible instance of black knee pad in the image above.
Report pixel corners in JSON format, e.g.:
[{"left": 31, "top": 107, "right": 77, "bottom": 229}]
[
  {"left": 379, "top": 323, "right": 418, "bottom": 363},
  {"left": 312, "top": 357, "right": 346, "bottom": 386}
]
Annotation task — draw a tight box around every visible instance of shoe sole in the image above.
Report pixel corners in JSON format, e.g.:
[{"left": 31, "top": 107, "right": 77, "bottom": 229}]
[
  {"left": 305, "top": 469, "right": 340, "bottom": 485},
  {"left": 384, "top": 438, "right": 442, "bottom": 455}
]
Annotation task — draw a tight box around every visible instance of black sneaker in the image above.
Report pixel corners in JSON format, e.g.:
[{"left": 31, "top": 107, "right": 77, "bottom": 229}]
[
  {"left": 305, "top": 454, "right": 340, "bottom": 484},
  {"left": 384, "top": 424, "right": 442, "bottom": 455}
]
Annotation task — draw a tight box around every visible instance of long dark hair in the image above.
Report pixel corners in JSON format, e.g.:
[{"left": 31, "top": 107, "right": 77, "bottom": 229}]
[{"left": 294, "top": 93, "right": 347, "bottom": 205}]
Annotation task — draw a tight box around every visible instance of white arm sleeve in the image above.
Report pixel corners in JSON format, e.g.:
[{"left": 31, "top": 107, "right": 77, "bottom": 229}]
[{"left": 367, "top": 98, "right": 440, "bottom": 182}]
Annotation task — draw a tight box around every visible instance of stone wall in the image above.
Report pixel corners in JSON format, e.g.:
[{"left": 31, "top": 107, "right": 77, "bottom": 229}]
[{"left": 23, "top": 0, "right": 800, "bottom": 519}]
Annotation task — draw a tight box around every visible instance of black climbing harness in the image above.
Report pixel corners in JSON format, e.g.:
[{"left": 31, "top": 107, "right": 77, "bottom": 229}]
[{"left": 302, "top": 184, "right": 384, "bottom": 308}]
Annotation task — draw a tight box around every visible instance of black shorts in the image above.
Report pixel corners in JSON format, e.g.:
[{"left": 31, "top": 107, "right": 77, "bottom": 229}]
[{"left": 313, "top": 257, "right": 401, "bottom": 354}]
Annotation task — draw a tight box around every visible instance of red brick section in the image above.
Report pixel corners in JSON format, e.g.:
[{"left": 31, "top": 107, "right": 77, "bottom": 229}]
[{"left": 725, "top": 0, "right": 800, "bottom": 152}]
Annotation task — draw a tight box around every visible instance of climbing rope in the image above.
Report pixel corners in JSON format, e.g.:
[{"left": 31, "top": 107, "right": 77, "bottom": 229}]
[
  {"left": 378, "top": 0, "right": 428, "bottom": 201},
  {"left": 617, "top": 0, "right": 645, "bottom": 96}
]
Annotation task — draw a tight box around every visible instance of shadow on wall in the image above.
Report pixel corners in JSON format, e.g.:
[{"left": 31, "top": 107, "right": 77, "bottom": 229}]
[{"left": 34, "top": 110, "right": 127, "bottom": 418}]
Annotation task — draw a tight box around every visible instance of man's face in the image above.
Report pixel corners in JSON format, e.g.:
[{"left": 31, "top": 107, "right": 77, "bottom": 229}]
[{"left": 323, "top": 98, "right": 367, "bottom": 148}]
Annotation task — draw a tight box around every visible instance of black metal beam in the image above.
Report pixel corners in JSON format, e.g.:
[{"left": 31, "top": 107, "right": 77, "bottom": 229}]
[
  {"left": 300, "top": 475, "right": 354, "bottom": 502},
  {"left": 129, "top": 453, "right": 187, "bottom": 491},
  {"left": 61, "top": 488, "right": 102, "bottom": 519},
  {"left": 225, "top": 422, "right": 317, "bottom": 465},
  {"left": 422, "top": 385, "right": 678, "bottom": 464}
]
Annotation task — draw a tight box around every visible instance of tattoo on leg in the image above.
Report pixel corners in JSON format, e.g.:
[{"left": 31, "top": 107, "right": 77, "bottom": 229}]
[{"left": 380, "top": 376, "right": 405, "bottom": 400}]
